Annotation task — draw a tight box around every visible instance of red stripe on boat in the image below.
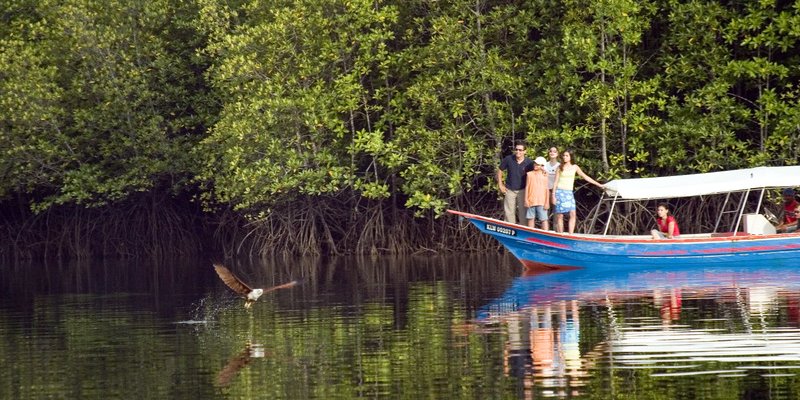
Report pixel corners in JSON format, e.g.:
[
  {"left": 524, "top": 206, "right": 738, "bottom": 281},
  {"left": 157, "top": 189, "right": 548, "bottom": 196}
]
[
  {"left": 525, "top": 237, "right": 571, "bottom": 249},
  {"left": 640, "top": 250, "right": 690, "bottom": 255},
  {"left": 696, "top": 245, "right": 783, "bottom": 254}
]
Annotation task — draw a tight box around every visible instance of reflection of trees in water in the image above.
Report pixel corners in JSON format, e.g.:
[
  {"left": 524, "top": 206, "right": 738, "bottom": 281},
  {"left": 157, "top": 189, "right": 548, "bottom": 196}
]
[
  {"left": 3, "top": 254, "right": 528, "bottom": 398},
  {"left": 230, "top": 253, "right": 521, "bottom": 314},
  {"left": 0, "top": 257, "right": 213, "bottom": 314},
  {"left": 2, "top": 253, "right": 519, "bottom": 305},
  {"left": 192, "top": 254, "right": 522, "bottom": 398}
]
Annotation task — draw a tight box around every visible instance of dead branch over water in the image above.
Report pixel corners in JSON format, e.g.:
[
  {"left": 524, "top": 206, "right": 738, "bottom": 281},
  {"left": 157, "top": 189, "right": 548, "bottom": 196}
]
[
  {"left": 0, "top": 192, "right": 211, "bottom": 261},
  {"left": 0, "top": 187, "right": 786, "bottom": 261},
  {"left": 0, "top": 190, "right": 503, "bottom": 261}
]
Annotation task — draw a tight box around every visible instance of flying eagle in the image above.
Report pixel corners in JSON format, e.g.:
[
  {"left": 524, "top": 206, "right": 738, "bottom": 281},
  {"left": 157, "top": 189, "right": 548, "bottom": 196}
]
[{"left": 213, "top": 263, "right": 299, "bottom": 308}]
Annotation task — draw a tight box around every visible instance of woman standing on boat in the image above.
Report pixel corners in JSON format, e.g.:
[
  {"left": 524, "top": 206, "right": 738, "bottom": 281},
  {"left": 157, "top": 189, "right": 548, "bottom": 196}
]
[
  {"left": 551, "top": 150, "right": 604, "bottom": 234},
  {"left": 651, "top": 203, "right": 681, "bottom": 239}
]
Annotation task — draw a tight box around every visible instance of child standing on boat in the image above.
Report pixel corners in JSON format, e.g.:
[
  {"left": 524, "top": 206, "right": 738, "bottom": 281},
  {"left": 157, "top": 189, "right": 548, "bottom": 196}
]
[
  {"left": 525, "top": 157, "right": 551, "bottom": 230},
  {"left": 651, "top": 203, "right": 680, "bottom": 239},
  {"left": 551, "top": 149, "right": 604, "bottom": 234}
]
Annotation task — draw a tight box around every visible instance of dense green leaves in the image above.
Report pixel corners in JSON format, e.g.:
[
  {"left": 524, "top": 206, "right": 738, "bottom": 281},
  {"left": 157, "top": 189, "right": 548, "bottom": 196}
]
[
  {"left": 3, "top": 0, "right": 800, "bottom": 221},
  {"left": 196, "top": 0, "right": 397, "bottom": 211},
  {"left": 1, "top": 0, "right": 210, "bottom": 210}
]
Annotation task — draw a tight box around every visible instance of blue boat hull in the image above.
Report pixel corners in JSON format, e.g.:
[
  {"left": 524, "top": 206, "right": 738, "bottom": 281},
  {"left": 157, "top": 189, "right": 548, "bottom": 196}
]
[{"left": 450, "top": 210, "right": 800, "bottom": 270}]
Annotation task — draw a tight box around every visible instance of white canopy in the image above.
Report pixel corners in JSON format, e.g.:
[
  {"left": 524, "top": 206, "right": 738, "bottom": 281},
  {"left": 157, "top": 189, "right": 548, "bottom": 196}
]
[{"left": 603, "top": 166, "right": 800, "bottom": 200}]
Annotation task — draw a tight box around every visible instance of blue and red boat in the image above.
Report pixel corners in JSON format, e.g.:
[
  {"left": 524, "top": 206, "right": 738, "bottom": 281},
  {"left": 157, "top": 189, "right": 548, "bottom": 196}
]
[{"left": 450, "top": 166, "right": 800, "bottom": 270}]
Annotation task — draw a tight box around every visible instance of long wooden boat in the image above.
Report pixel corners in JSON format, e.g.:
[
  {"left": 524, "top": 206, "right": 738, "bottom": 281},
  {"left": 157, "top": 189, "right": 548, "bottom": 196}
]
[{"left": 450, "top": 166, "right": 800, "bottom": 270}]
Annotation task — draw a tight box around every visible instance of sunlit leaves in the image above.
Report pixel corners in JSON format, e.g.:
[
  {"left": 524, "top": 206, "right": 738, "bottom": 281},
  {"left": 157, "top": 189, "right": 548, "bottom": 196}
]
[
  {"left": 197, "top": 0, "right": 397, "bottom": 211},
  {"left": 4, "top": 0, "right": 800, "bottom": 225},
  {"left": 1, "top": 0, "right": 208, "bottom": 210},
  {"left": 0, "top": 35, "right": 65, "bottom": 198},
  {"left": 381, "top": 0, "right": 526, "bottom": 213}
]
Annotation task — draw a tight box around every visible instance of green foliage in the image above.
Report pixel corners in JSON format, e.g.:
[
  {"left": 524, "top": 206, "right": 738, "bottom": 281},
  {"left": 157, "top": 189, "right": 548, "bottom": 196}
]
[
  {"left": 380, "top": 0, "right": 527, "bottom": 214},
  {"left": 4, "top": 0, "right": 800, "bottom": 224},
  {"left": 0, "top": 0, "right": 211, "bottom": 210},
  {"left": 196, "top": 0, "right": 397, "bottom": 211},
  {"left": 0, "top": 34, "right": 66, "bottom": 198}
]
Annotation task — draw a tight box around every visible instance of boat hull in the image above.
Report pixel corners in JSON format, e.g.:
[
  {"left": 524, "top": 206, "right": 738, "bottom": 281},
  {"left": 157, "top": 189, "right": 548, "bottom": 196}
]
[{"left": 449, "top": 210, "right": 800, "bottom": 270}]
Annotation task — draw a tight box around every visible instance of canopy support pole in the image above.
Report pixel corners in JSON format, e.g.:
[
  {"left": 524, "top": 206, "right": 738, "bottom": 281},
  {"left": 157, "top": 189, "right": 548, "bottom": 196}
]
[
  {"left": 603, "top": 194, "right": 619, "bottom": 236},
  {"left": 714, "top": 193, "right": 731, "bottom": 233},
  {"left": 755, "top": 188, "right": 765, "bottom": 214},
  {"left": 733, "top": 189, "right": 750, "bottom": 234},
  {"left": 589, "top": 192, "right": 605, "bottom": 234}
]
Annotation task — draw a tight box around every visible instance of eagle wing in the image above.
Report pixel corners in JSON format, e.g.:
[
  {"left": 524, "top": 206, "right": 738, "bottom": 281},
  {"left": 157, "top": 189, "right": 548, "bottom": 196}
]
[
  {"left": 262, "top": 280, "right": 299, "bottom": 294},
  {"left": 213, "top": 263, "right": 253, "bottom": 295}
]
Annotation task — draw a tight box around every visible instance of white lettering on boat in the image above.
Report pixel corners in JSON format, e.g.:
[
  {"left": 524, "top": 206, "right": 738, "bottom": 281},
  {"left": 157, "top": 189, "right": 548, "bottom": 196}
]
[{"left": 485, "top": 223, "right": 516, "bottom": 236}]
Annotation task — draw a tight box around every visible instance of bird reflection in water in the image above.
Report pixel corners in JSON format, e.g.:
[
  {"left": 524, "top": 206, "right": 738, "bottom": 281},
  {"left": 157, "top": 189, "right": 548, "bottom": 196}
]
[{"left": 215, "top": 342, "right": 268, "bottom": 387}]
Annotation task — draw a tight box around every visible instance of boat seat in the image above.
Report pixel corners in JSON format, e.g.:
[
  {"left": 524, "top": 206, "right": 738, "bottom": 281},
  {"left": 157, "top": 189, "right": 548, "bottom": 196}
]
[{"left": 743, "top": 214, "right": 777, "bottom": 235}]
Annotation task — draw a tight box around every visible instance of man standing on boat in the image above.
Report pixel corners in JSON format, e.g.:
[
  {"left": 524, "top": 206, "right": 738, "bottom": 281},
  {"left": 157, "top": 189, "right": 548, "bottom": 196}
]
[{"left": 497, "top": 140, "right": 534, "bottom": 224}]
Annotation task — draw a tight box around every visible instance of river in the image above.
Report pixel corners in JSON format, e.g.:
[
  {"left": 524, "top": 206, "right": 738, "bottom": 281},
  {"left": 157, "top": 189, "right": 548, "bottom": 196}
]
[{"left": 2, "top": 254, "right": 800, "bottom": 399}]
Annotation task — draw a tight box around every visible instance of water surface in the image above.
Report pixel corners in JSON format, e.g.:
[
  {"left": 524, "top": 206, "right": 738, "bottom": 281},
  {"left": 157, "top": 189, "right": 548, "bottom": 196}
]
[{"left": 3, "top": 256, "right": 800, "bottom": 398}]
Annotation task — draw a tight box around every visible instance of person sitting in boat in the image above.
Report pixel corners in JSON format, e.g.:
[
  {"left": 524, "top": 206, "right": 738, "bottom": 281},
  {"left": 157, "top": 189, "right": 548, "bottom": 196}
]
[
  {"left": 776, "top": 188, "right": 799, "bottom": 232},
  {"left": 651, "top": 203, "right": 680, "bottom": 239},
  {"left": 524, "top": 156, "right": 551, "bottom": 230},
  {"left": 778, "top": 204, "right": 800, "bottom": 233}
]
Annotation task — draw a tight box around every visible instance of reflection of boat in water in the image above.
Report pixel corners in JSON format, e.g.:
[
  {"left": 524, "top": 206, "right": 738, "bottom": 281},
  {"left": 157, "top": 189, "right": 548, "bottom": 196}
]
[
  {"left": 451, "top": 166, "right": 800, "bottom": 270},
  {"left": 611, "top": 329, "right": 800, "bottom": 377},
  {"left": 481, "top": 264, "right": 800, "bottom": 395},
  {"left": 478, "top": 264, "right": 800, "bottom": 322}
]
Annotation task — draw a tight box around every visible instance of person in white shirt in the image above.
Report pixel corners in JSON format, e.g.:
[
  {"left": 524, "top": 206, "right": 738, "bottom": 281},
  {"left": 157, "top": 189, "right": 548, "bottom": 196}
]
[{"left": 543, "top": 147, "right": 560, "bottom": 230}]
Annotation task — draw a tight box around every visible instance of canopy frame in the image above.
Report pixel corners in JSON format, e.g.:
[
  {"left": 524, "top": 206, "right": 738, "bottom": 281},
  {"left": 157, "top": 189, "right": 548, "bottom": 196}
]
[
  {"left": 595, "top": 186, "right": 774, "bottom": 236},
  {"left": 602, "top": 166, "right": 800, "bottom": 201}
]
